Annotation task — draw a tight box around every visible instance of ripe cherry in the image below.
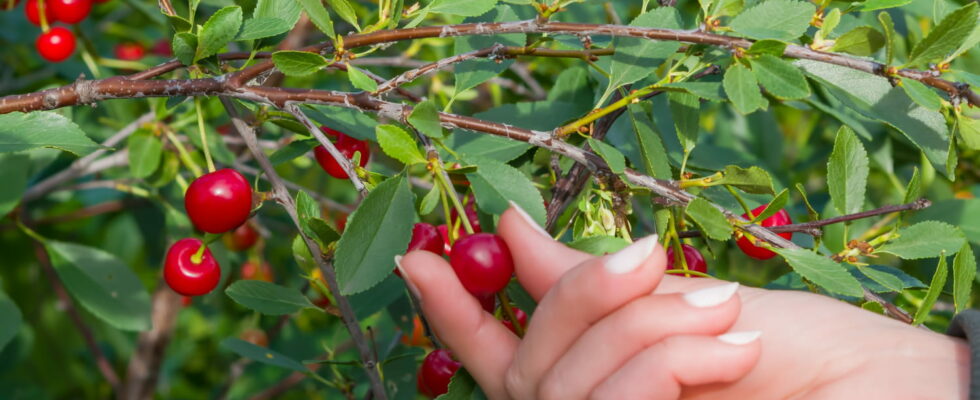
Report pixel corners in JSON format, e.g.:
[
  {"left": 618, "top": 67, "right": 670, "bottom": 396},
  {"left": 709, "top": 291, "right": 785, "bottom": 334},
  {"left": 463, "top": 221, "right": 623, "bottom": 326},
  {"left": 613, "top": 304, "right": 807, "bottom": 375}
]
[
  {"left": 36, "top": 27, "right": 75, "bottom": 62},
  {"left": 224, "top": 222, "right": 259, "bottom": 251},
  {"left": 736, "top": 204, "right": 792, "bottom": 260},
  {"left": 501, "top": 307, "right": 528, "bottom": 335},
  {"left": 240, "top": 328, "right": 269, "bottom": 347},
  {"left": 313, "top": 127, "right": 370, "bottom": 179},
  {"left": 164, "top": 238, "right": 221, "bottom": 296},
  {"left": 438, "top": 224, "right": 469, "bottom": 257},
  {"left": 417, "top": 349, "right": 461, "bottom": 398},
  {"left": 48, "top": 0, "right": 90, "bottom": 24},
  {"left": 477, "top": 294, "right": 495, "bottom": 313},
  {"left": 114, "top": 42, "right": 144, "bottom": 61},
  {"left": 396, "top": 223, "right": 443, "bottom": 278},
  {"left": 185, "top": 169, "right": 253, "bottom": 234},
  {"left": 151, "top": 39, "right": 173, "bottom": 56},
  {"left": 25, "top": 0, "right": 53, "bottom": 25},
  {"left": 666, "top": 244, "right": 707, "bottom": 276},
  {"left": 241, "top": 261, "right": 274, "bottom": 282},
  {"left": 450, "top": 201, "right": 482, "bottom": 233},
  {"left": 449, "top": 233, "right": 514, "bottom": 297}
]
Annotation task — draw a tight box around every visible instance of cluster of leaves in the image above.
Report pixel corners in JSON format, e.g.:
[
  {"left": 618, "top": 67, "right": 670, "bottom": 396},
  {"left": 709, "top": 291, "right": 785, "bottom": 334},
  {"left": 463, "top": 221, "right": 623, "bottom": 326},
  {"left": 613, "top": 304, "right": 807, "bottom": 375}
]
[{"left": 0, "top": 0, "right": 979, "bottom": 398}]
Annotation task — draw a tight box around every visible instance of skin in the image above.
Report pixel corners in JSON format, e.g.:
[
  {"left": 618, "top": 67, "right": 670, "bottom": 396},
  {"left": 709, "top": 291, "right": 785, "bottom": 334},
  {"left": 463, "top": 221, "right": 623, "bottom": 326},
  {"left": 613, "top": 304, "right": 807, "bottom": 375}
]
[{"left": 399, "top": 207, "right": 970, "bottom": 400}]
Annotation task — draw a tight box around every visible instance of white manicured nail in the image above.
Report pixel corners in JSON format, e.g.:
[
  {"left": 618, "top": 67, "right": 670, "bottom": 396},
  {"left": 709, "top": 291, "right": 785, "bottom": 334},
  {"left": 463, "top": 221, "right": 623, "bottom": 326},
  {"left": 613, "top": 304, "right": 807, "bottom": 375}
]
[
  {"left": 509, "top": 201, "right": 551, "bottom": 239},
  {"left": 394, "top": 255, "right": 422, "bottom": 301},
  {"left": 683, "top": 282, "right": 739, "bottom": 307},
  {"left": 604, "top": 235, "right": 658, "bottom": 274},
  {"left": 717, "top": 331, "right": 762, "bottom": 345}
]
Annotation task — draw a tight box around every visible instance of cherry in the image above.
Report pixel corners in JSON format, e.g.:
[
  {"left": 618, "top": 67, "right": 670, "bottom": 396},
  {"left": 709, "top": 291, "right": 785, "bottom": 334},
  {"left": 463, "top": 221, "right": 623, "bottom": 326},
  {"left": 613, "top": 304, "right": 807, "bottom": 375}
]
[
  {"left": 666, "top": 244, "right": 707, "bottom": 276},
  {"left": 477, "top": 293, "right": 495, "bottom": 313},
  {"left": 438, "top": 224, "right": 469, "bottom": 257},
  {"left": 417, "top": 349, "right": 461, "bottom": 398},
  {"left": 185, "top": 169, "right": 253, "bottom": 234},
  {"left": 450, "top": 201, "right": 482, "bottom": 233},
  {"left": 241, "top": 261, "right": 274, "bottom": 282},
  {"left": 164, "top": 238, "right": 221, "bottom": 296},
  {"left": 224, "top": 222, "right": 259, "bottom": 251},
  {"left": 240, "top": 328, "right": 269, "bottom": 347},
  {"left": 313, "top": 127, "right": 370, "bottom": 179},
  {"left": 114, "top": 42, "right": 144, "bottom": 61},
  {"left": 48, "top": 0, "right": 90, "bottom": 23},
  {"left": 409, "top": 223, "right": 442, "bottom": 255},
  {"left": 736, "top": 204, "right": 792, "bottom": 260},
  {"left": 449, "top": 233, "right": 514, "bottom": 297},
  {"left": 501, "top": 307, "right": 528, "bottom": 335},
  {"left": 24, "top": 0, "right": 53, "bottom": 25},
  {"left": 151, "top": 39, "right": 173, "bottom": 56},
  {"left": 35, "top": 27, "right": 75, "bottom": 62}
]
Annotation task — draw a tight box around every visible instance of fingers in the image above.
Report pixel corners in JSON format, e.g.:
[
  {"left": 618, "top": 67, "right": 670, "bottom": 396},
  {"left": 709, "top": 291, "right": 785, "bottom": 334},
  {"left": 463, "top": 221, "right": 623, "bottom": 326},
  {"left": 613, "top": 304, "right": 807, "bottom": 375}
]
[
  {"left": 397, "top": 251, "right": 519, "bottom": 400},
  {"left": 589, "top": 332, "right": 762, "bottom": 400},
  {"left": 506, "top": 235, "right": 667, "bottom": 400},
  {"left": 497, "top": 204, "right": 592, "bottom": 301},
  {"left": 538, "top": 283, "right": 742, "bottom": 399}
]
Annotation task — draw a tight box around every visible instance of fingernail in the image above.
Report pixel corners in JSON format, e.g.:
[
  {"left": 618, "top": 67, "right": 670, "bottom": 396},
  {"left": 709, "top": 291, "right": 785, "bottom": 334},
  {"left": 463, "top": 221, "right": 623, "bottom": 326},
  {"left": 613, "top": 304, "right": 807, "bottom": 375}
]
[
  {"left": 394, "top": 255, "right": 422, "bottom": 301},
  {"left": 604, "top": 234, "right": 658, "bottom": 274},
  {"left": 509, "top": 200, "right": 551, "bottom": 239},
  {"left": 717, "top": 330, "right": 762, "bottom": 345},
  {"left": 683, "top": 282, "right": 739, "bottom": 308}
]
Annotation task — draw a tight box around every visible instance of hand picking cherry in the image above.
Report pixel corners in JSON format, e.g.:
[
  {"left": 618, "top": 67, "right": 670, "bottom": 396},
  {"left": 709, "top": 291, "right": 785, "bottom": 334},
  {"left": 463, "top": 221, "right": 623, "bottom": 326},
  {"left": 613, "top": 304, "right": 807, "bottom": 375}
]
[
  {"left": 185, "top": 169, "right": 253, "bottom": 234},
  {"left": 164, "top": 238, "right": 220, "bottom": 296},
  {"left": 449, "top": 233, "right": 514, "bottom": 297}
]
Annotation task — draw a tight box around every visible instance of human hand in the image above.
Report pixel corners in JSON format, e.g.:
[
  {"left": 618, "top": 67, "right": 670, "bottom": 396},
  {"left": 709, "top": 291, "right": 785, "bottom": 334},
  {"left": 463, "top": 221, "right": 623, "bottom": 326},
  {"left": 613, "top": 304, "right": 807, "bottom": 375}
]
[{"left": 399, "top": 204, "right": 970, "bottom": 399}]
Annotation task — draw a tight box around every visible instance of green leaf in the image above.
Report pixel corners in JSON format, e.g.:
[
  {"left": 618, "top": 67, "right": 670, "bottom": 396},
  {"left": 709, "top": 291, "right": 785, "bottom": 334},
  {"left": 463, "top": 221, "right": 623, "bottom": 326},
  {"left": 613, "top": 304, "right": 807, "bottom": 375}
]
[
  {"left": 775, "top": 248, "right": 865, "bottom": 297},
  {"left": 714, "top": 165, "right": 775, "bottom": 194},
  {"left": 0, "top": 289, "right": 21, "bottom": 352},
  {"left": 661, "top": 82, "right": 726, "bottom": 101},
  {"left": 452, "top": 6, "right": 524, "bottom": 97},
  {"left": 856, "top": 265, "right": 905, "bottom": 292},
  {"left": 298, "top": 0, "right": 335, "bottom": 37},
  {"left": 877, "top": 221, "right": 966, "bottom": 259},
  {"left": 347, "top": 64, "right": 379, "bottom": 92},
  {"left": 685, "top": 198, "right": 734, "bottom": 240},
  {"left": 196, "top": 6, "right": 243, "bottom": 62},
  {"left": 628, "top": 105, "right": 672, "bottom": 180},
  {"left": 253, "top": 0, "right": 302, "bottom": 25},
  {"left": 325, "top": 0, "right": 360, "bottom": 30},
  {"left": 419, "top": 185, "right": 440, "bottom": 216},
  {"left": 46, "top": 241, "right": 152, "bottom": 331},
  {"left": 818, "top": 9, "right": 840, "bottom": 39},
  {"left": 907, "top": 2, "right": 978, "bottom": 67},
  {"left": 172, "top": 33, "right": 197, "bottom": 66},
  {"left": 827, "top": 125, "right": 868, "bottom": 215},
  {"left": 237, "top": 17, "right": 291, "bottom": 41},
  {"left": 730, "top": 0, "right": 816, "bottom": 40},
  {"left": 567, "top": 236, "right": 630, "bottom": 255},
  {"left": 376, "top": 124, "right": 425, "bottom": 165},
  {"left": 861, "top": 0, "right": 912, "bottom": 11},
  {"left": 878, "top": 11, "right": 897, "bottom": 65},
  {"left": 435, "top": 368, "right": 484, "bottom": 400},
  {"left": 296, "top": 190, "right": 321, "bottom": 239},
  {"left": 408, "top": 100, "right": 444, "bottom": 139},
  {"left": 220, "top": 338, "right": 308, "bottom": 372},
  {"left": 913, "top": 255, "right": 949, "bottom": 325},
  {"left": 751, "top": 188, "right": 789, "bottom": 222},
  {"left": 463, "top": 154, "right": 546, "bottom": 226},
  {"left": 956, "top": 114, "right": 980, "bottom": 150},
  {"left": 0, "top": 112, "right": 99, "bottom": 156},
  {"left": 900, "top": 78, "right": 944, "bottom": 112},
  {"left": 272, "top": 51, "right": 328, "bottom": 76},
  {"left": 128, "top": 130, "right": 163, "bottom": 179},
  {"left": 335, "top": 175, "right": 416, "bottom": 295},
  {"left": 750, "top": 54, "right": 811, "bottom": 99},
  {"left": 587, "top": 138, "right": 627, "bottom": 174},
  {"left": 0, "top": 154, "right": 30, "bottom": 216},
  {"left": 604, "top": 8, "right": 682, "bottom": 100},
  {"left": 225, "top": 280, "right": 316, "bottom": 315},
  {"left": 427, "top": 0, "right": 498, "bottom": 17},
  {"left": 269, "top": 138, "right": 318, "bottom": 165},
  {"left": 167, "top": 15, "right": 193, "bottom": 32},
  {"left": 953, "top": 243, "right": 976, "bottom": 313},
  {"left": 854, "top": 264, "right": 926, "bottom": 292},
  {"left": 723, "top": 63, "right": 766, "bottom": 115},
  {"left": 830, "top": 26, "right": 885, "bottom": 56},
  {"left": 668, "top": 92, "right": 700, "bottom": 152},
  {"left": 903, "top": 167, "right": 921, "bottom": 205},
  {"left": 746, "top": 39, "right": 788, "bottom": 56}
]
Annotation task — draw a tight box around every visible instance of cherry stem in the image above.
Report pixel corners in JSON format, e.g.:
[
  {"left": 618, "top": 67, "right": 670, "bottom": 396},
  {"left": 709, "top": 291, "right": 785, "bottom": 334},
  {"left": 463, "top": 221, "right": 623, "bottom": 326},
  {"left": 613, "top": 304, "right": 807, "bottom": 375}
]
[
  {"left": 38, "top": 0, "right": 49, "bottom": 32},
  {"left": 433, "top": 161, "right": 475, "bottom": 235},
  {"left": 195, "top": 97, "right": 217, "bottom": 174},
  {"left": 190, "top": 242, "right": 207, "bottom": 264},
  {"left": 497, "top": 290, "right": 524, "bottom": 338},
  {"left": 163, "top": 128, "right": 204, "bottom": 177}
]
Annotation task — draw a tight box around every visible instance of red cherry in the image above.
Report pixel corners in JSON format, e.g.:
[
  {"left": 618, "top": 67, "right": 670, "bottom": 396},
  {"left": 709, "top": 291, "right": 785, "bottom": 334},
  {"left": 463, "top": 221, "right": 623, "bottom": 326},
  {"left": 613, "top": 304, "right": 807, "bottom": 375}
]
[
  {"left": 313, "top": 128, "right": 370, "bottom": 179},
  {"left": 164, "top": 238, "right": 221, "bottom": 296},
  {"left": 666, "top": 244, "right": 707, "bottom": 276},
  {"left": 449, "top": 233, "right": 514, "bottom": 297},
  {"left": 24, "top": 0, "right": 53, "bottom": 25},
  {"left": 151, "top": 39, "right": 173, "bottom": 56},
  {"left": 396, "top": 223, "right": 443, "bottom": 278},
  {"left": 114, "top": 42, "right": 144, "bottom": 60},
  {"left": 417, "top": 349, "right": 461, "bottom": 398},
  {"left": 35, "top": 27, "right": 75, "bottom": 62},
  {"left": 438, "top": 224, "right": 470, "bottom": 257},
  {"left": 450, "top": 201, "right": 482, "bottom": 233},
  {"left": 477, "top": 293, "right": 495, "bottom": 313},
  {"left": 48, "top": 0, "right": 90, "bottom": 23},
  {"left": 241, "top": 261, "right": 274, "bottom": 282},
  {"left": 224, "top": 222, "right": 259, "bottom": 251},
  {"left": 501, "top": 307, "right": 528, "bottom": 334},
  {"left": 185, "top": 169, "right": 253, "bottom": 234},
  {"left": 736, "top": 205, "right": 792, "bottom": 260}
]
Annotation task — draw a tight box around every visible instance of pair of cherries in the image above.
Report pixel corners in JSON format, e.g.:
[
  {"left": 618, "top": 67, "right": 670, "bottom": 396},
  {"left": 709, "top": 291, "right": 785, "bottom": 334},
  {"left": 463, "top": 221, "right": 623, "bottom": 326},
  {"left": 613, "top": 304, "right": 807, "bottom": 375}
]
[
  {"left": 165, "top": 169, "right": 253, "bottom": 296},
  {"left": 26, "top": 0, "right": 99, "bottom": 62}
]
